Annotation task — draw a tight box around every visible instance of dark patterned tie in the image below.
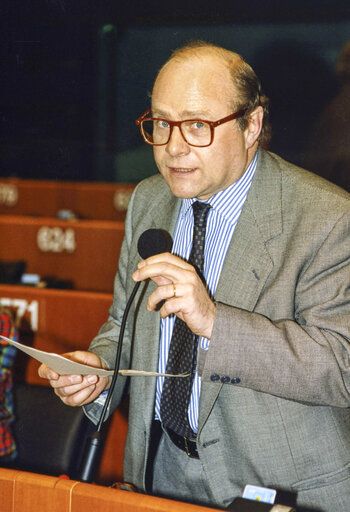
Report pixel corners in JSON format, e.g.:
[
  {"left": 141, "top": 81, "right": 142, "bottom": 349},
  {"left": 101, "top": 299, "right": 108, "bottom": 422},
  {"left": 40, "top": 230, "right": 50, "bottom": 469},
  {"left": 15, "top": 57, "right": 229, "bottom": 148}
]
[{"left": 160, "top": 201, "right": 211, "bottom": 438}]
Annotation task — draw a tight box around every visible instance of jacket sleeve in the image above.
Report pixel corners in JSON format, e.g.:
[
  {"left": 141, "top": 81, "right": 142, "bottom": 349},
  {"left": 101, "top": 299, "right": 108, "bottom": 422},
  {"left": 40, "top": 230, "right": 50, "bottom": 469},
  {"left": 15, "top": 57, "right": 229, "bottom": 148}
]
[
  {"left": 84, "top": 186, "right": 139, "bottom": 422},
  {"left": 199, "top": 211, "right": 350, "bottom": 407}
]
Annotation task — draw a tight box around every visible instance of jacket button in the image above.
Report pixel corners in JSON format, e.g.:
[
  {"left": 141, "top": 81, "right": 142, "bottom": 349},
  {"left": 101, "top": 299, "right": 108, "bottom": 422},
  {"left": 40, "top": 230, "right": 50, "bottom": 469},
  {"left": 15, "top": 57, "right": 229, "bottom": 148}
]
[
  {"left": 210, "top": 373, "right": 220, "bottom": 382},
  {"left": 221, "top": 375, "right": 231, "bottom": 384},
  {"left": 231, "top": 377, "right": 241, "bottom": 384}
]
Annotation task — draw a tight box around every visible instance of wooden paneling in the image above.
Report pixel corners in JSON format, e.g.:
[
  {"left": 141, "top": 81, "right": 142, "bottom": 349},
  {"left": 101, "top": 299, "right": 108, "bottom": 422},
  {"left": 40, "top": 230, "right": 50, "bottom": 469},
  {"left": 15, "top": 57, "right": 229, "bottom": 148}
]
[
  {"left": 0, "top": 284, "right": 127, "bottom": 484},
  {"left": 0, "top": 215, "right": 123, "bottom": 292},
  {"left": 0, "top": 179, "right": 135, "bottom": 221},
  {"left": 0, "top": 285, "right": 112, "bottom": 383},
  {"left": 0, "top": 469, "right": 222, "bottom": 512}
]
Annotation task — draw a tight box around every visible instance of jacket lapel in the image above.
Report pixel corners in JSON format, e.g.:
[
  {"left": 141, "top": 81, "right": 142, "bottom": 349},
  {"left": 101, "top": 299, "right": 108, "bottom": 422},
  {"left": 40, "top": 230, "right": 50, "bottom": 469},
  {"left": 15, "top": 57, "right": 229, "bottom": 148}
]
[
  {"left": 136, "top": 191, "right": 182, "bottom": 428},
  {"left": 198, "top": 149, "right": 283, "bottom": 433}
]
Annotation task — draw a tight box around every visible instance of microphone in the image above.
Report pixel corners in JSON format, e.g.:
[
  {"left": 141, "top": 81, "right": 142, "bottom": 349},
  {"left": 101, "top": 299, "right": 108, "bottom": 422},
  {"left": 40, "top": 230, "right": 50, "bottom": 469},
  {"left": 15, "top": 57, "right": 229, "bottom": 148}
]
[
  {"left": 79, "top": 228, "right": 172, "bottom": 483},
  {"left": 137, "top": 228, "right": 173, "bottom": 260}
]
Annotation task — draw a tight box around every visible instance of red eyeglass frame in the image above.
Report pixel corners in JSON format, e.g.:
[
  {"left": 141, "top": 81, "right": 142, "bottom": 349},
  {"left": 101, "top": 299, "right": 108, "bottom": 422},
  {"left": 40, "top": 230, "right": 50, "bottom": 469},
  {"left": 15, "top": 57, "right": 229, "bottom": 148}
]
[{"left": 135, "top": 107, "right": 248, "bottom": 147}]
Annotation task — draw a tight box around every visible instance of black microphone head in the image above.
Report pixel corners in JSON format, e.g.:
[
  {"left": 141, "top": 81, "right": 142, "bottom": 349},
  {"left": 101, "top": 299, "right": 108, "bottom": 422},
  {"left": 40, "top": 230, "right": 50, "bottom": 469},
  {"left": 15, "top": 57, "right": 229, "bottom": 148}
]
[{"left": 137, "top": 229, "right": 173, "bottom": 260}]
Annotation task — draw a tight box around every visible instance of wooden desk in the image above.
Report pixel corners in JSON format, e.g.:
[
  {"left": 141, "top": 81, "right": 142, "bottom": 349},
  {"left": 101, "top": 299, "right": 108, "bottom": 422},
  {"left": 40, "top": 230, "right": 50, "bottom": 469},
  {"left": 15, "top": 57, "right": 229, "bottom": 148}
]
[
  {"left": 0, "top": 468, "right": 221, "bottom": 512},
  {"left": 0, "top": 179, "right": 135, "bottom": 221},
  {"left": 0, "top": 284, "right": 113, "bottom": 383},
  {"left": 0, "top": 284, "right": 127, "bottom": 484},
  {"left": 0, "top": 215, "right": 124, "bottom": 292}
]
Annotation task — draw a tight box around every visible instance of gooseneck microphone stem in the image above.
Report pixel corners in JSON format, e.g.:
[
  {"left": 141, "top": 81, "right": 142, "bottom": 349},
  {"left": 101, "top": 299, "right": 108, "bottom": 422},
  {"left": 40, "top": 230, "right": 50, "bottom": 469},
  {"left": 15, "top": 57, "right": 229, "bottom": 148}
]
[
  {"left": 79, "top": 281, "right": 141, "bottom": 483},
  {"left": 97, "top": 281, "right": 141, "bottom": 432},
  {"left": 78, "top": 229, "right": 172, "bottom": 483}
]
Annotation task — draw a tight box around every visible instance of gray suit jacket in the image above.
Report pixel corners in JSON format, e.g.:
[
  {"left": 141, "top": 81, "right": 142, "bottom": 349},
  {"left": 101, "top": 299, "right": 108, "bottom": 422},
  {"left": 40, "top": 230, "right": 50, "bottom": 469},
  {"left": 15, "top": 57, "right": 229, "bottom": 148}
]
[{"left": 86, "top": 148, "right": 350, "bottom": 512}]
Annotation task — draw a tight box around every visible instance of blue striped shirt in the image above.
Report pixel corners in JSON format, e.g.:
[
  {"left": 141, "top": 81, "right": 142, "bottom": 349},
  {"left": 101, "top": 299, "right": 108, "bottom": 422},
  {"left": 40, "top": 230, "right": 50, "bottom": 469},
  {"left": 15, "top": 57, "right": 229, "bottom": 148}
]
[{"left": 155, "top": 152, "right": 258, "bottom": 431}]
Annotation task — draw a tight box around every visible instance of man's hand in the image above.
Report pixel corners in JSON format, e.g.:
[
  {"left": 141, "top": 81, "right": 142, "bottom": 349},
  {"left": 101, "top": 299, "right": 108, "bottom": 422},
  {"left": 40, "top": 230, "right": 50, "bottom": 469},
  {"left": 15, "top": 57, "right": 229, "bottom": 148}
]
[
  {"left": 38, "top": 350, "right": 110, "bottom": 407},
  {"left": 132, "top": 252, "right": 216, "bottom": 339}
]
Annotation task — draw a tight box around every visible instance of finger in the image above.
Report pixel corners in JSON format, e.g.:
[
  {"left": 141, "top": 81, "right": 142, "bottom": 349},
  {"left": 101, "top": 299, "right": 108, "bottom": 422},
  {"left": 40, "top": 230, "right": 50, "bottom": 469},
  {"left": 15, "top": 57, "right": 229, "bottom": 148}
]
[
  {"left": 158, "top": 291, "right": 191, "bottom": 320},
  {"left": 159, "top": 294, "right": 216, "bottom": 339},
  {"left": 138, "top": 252, "right": 188, "bottom": 268},
  {"left": 146, "top": 282, "right": 181, "bottom": 312},
  {"left": 147, "top": 273, "right": 203, "bottom": 313},
  {"left": 38, "top": 363, "right": 60, "bottom": 381},
  {"left": 56, "top": 384, "right": 99, "bottom": 407},
  {"left": 150, "top": 275, "right": 173, "bottom": 286},
  {"left": 51, "top": 375, "right": 98, "bottom": 396},
  {"left": 54, "top": 376, "right": 108, "bottom": 406},
  {"left": 63, "top": 350, "right": 106, "bottom": 369},
  {"left": 39, "top": 351, "right": 106, "bottom": 386},
  {"left": 47, "top": 373, "right": 84, "bottom": 389},
  {"left": 134, "top": 252, "right": 192, "bottom": 278},
  {"left": 133, "top": 261, "right": 194, "bottom": 285}
]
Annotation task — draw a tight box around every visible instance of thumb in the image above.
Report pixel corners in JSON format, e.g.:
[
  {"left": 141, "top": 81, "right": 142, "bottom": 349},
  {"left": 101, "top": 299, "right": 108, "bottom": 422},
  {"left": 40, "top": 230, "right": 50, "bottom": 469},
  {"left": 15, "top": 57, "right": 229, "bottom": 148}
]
[{"left": 62, "top": 351, "right": 106, "bottom": 369}]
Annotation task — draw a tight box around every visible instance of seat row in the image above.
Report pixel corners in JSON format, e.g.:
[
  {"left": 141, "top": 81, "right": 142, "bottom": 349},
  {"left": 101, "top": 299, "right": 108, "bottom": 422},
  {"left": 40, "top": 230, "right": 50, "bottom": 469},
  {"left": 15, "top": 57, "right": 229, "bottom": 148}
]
[
  {"left": 0, "top": 178, "right": 136, "bottom": 293},
  {"left": 0, "top": 178, "right": 135, "bottom": 221},
  {"left": 0, "top": 179, "right": 135, "bottom": 482},
  {"left": 0, "top": 214, "right": 124, "bottom": 293},
  {"left": 0, "top": 284, "right": 127, "bottom": 484}
]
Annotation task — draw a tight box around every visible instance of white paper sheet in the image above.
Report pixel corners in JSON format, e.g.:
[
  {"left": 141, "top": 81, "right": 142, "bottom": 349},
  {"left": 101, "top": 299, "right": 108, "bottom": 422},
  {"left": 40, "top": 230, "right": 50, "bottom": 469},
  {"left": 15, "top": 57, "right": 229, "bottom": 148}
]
[{"left": 0, "top": 335, "right": 189, "bottom": 378}]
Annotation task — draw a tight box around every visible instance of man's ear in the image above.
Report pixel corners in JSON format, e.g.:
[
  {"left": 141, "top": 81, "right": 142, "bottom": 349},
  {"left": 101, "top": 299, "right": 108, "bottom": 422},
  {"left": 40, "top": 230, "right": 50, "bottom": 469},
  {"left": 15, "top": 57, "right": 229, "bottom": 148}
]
[{"left": 244, "top": 106, "right": 264, "bottom": 149}]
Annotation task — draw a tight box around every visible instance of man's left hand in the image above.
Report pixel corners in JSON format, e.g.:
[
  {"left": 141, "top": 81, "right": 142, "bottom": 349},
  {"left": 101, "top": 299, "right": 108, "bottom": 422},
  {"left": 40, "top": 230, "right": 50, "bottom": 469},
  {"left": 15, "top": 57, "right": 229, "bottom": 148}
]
[{"left": 132, "top": 252, "right": 216, "bottom": 339}]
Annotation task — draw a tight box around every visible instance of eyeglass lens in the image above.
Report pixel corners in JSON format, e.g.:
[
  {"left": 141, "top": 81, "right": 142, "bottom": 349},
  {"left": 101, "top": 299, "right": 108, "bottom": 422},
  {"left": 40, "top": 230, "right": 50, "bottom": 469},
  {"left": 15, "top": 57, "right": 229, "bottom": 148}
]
[{"left": 141, "top": 119, "right": 212, "bottom": 146}]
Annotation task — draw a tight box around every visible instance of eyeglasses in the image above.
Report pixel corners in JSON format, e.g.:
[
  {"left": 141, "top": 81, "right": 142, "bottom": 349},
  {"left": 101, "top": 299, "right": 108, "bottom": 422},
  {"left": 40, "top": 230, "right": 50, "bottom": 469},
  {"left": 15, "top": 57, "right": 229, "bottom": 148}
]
[{"left": 135, "top": 108, "right": 247, "bottom": 148}]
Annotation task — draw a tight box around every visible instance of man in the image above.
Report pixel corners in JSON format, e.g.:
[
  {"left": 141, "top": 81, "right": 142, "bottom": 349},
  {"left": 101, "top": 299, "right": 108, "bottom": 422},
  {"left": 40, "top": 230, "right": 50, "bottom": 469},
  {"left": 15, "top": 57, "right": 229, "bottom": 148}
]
[{"left": 39, "top": 42, "right": 350, "bottom": 512}]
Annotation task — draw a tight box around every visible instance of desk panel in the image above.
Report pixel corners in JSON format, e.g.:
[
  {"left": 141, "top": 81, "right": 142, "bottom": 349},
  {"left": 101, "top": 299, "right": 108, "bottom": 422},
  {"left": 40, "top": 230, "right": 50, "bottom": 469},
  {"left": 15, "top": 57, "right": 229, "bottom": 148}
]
[
  {"left": 0, "top": 285, "right": 126, "bottom": 483},
  {"left": 0, "top": 215, "right": 123, "bottom": 292},
  {"left": 0, "top": 179, "right": 135, "bottom": 221},
  {"left": 0, "top": 469, "right": 222, "bottom": 512}
]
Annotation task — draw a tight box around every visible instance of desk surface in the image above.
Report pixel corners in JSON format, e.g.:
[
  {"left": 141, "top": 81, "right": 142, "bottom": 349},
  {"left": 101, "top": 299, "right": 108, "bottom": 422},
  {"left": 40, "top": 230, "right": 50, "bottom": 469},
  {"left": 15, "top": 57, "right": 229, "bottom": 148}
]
[{"left": 0, "top": 468, "right": 222, "bottom": 512}]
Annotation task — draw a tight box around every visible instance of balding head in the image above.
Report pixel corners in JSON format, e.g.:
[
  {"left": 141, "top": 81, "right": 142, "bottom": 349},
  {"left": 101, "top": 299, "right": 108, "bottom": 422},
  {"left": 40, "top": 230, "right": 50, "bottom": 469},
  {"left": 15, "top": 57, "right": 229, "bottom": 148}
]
[{"left": 153, "top": 41, "right": 271, "bottom": 147}]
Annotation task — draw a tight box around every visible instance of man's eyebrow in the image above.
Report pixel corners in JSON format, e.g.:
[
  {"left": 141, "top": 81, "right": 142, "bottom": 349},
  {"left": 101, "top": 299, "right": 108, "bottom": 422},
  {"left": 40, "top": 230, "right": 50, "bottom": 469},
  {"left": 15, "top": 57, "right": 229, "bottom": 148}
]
[
  {"left": 151, "top": 108, "right": 214, "bottom": 119},
  {"left": 182, "top": 110, "right": 214, "bottom": 119},
  {"left": 150, "top": 108, "right": 168, "bottom": 117}
]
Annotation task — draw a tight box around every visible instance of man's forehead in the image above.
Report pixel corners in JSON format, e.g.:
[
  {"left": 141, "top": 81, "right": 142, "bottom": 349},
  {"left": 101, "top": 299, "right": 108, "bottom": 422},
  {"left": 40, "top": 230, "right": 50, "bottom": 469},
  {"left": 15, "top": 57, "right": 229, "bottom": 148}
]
[{"left": 152, "top": 57, "right": 235, "bottom": 113}]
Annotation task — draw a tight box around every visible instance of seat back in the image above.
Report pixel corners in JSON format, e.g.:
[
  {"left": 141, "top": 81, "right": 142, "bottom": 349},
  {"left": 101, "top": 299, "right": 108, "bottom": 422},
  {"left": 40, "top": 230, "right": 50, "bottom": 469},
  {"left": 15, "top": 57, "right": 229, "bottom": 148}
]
[{"left": 9, "top": 382, "right": 95, "bottom": 479}]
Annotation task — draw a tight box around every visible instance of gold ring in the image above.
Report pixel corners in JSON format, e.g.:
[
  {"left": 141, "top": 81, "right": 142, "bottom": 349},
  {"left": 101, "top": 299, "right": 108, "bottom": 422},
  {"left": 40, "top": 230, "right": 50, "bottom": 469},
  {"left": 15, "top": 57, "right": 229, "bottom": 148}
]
[{"left": 173, "top": 283, "right": 176, "bottom": 297}]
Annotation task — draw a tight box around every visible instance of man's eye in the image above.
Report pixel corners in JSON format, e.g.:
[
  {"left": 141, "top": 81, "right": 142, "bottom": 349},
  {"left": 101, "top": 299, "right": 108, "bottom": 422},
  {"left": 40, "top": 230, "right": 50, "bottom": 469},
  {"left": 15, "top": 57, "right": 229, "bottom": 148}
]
[
  {"left": 157, "top": 120, "right": 170, "bottom": 129},
  {"left": 193, "top": 121, "right": 205, "bottom": 129}
]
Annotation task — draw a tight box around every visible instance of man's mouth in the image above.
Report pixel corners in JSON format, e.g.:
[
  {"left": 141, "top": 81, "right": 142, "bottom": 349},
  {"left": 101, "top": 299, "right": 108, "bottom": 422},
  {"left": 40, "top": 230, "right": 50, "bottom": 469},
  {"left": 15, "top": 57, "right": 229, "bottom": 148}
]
[{"left": 170, "top": 167, "right": 196, "bottom": 173}]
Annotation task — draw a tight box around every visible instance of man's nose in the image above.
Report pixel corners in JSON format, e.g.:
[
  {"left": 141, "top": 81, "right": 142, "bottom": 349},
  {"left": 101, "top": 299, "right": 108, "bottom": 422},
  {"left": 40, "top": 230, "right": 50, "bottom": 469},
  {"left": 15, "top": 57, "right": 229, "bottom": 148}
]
[{"left": 166, "top": 126, "right": 190, "bottom": 156}]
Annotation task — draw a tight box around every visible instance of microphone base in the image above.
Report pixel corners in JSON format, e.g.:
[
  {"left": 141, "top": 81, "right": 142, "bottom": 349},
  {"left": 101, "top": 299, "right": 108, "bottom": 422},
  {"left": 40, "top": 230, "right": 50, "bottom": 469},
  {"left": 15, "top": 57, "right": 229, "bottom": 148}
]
[{"left": 79, "top": 431, "right": 104, "bottom": 483}]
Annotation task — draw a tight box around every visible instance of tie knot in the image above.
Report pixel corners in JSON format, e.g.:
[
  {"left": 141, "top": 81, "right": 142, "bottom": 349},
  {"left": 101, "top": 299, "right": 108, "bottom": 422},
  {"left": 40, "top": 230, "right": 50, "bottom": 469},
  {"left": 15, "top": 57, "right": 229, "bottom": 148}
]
[{"left": 192, "top": 201, "right": 211, "bottom": 226}]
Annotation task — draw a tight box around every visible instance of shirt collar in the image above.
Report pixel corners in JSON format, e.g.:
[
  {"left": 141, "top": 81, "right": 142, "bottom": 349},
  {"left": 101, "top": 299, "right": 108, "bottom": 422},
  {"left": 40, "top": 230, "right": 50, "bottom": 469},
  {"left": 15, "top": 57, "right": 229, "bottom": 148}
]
[{"left": 180, "top": 151, "right": 258, "bottom": 223}]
